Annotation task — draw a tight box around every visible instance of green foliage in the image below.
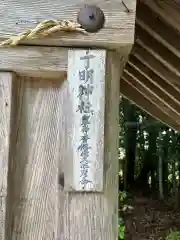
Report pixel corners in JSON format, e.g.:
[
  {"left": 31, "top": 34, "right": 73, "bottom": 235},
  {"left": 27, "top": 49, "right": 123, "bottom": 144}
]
[
  {"left": 119, "top": 191, "right": 133, "bottom": 212},
  {"left": 119, "top": 97, "right": 180, "bottom": 188},
  {"left": 119, "top": 191, "right": 126, "bottom": 202},
  {"left": 118, "top": 191, "right": 133, "bottom": 240},
  {"left": 165, "top": 230, "right": 180, "bottom": 240},
  {"left": 118, "top": 98, "right": 180, "bottom": 238},
  {"left": 119, "top": 225, "right": 125, "bottom": 239}
]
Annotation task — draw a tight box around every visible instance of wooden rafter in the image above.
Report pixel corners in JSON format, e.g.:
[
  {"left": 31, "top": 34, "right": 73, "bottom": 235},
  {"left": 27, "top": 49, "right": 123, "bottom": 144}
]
[
  {"left": 121, "top": 0, "right": 180, "bottom": 131},
  {"left": 132, "top": 44, "right": 180, "bottom": 90},
  {"left": 135, "top": 25, "right": 180, "bottom": 77},
  {"left": 121, "top": 79, "right": 180, "bottom": 131},
  {"left": 125, "top": 63, "right": 180, "bottom": 116},
  {"left": 123, "top": 70, "right": 180, "bottom": 124},
  {"left": 129, "top": 55, "right": 180, "bottom": 104}
]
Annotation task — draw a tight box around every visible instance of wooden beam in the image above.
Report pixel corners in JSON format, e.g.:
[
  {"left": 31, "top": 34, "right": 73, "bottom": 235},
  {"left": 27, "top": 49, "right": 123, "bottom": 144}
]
[
  {"left": 136, "top": 1, "right": 180, "bottom": 55},
  {"left": 0, "top": 0, "right": 136, "bottom": 50},
  {"left": 123, "top": 70, "right": 180, "bottom": 125},
  {"left": 141, "top": 0, "right": 180, "bottom": 33},
  {"left": 120, "top": 78, "right": 180, "bottom": 131},
  {"left": 58, "top": 50, "right": 126, "bottom": 240},
  {"left": 132, "top": 43, "right": 180, "bottom": 90},
  {"left": 124, "top": 120, "right": 162, "bottom": 128},
  {"left": 0, "top": 46, "right": 68, "bottom": 78},
  {"left": 135, "top": 25, "right": 180, "bottom": 77},
  {"left": 128, "top": 55, "right": 180, "bottom": 105},
  {"left": 125, "top": 62, "right": 180, "bottom": 115}
]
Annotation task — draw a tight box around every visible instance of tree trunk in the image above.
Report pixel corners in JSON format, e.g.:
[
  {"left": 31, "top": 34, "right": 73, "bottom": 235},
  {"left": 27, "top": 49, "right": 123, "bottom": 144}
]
[
  {"left": 158, "top": 132, "right": 164, "bottom": 200},
  {"left": 172, "top": 157, "right": 176, "bottom": 193},
  {"left": 137, "top": 116, "right": 159, "bottom": 192},
  {"left": 162, "top": 130, "right": 169, "bottom": 197},
  {"left": 159, "top": 154, "right": 164, "bottom": 199},
  {"left": 122, "top": 99, "right": 137, "bottom": 190}
]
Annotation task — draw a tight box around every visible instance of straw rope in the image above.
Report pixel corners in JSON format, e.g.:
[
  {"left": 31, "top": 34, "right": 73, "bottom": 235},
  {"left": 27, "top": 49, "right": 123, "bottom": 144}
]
[{"left": 0, "top": 20, "right": 87, "bottom": 47}]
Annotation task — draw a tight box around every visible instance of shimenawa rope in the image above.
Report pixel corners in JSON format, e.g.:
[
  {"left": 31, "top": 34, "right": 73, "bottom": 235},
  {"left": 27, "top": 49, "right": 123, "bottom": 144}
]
[{"left": 0, "top": 20, "right": 87, "bottom": 47}]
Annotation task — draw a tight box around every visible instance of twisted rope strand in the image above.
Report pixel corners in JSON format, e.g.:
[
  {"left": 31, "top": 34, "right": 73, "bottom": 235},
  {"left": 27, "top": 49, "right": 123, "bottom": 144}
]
[{"left": 0, "top": 20, "right": 87, "bottom": 47}]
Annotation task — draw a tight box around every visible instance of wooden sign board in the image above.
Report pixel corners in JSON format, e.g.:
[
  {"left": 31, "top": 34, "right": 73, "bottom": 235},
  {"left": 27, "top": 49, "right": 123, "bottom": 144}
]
[{"left": 65, "top": 49, "right": 106, "bottom": 192}]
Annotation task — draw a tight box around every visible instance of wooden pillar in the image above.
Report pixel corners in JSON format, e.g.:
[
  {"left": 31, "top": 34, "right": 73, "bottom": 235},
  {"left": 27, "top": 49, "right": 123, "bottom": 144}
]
[
  {"left": 0, "top": 73, "right": 15, "bottom": 240},
  {"left": 59, "top": 50, "right": 126, "bottom": 240}
]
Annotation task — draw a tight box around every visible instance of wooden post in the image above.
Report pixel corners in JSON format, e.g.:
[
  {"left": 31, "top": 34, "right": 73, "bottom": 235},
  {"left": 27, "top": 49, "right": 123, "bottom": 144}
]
[
  {"left": 59, "top": 50, "right": 126, "bottom": 240},
  {"left": 0, "top": 73, "right": 15, "bottom": 240}
]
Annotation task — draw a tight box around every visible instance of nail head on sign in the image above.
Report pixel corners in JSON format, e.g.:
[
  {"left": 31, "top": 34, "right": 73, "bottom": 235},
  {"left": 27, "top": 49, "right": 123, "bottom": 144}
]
[
  {"left": 58, "top": 173, "right": 64, "bottom": 188},
  {"left": 77, "top": 5, "right": 105, "bottom": 33}
]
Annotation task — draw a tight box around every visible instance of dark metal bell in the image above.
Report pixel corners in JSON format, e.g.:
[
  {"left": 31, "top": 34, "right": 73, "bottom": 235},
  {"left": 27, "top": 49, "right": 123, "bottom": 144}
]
[{"left": 77, "top": 5, "right": 105, "bottom": 33}]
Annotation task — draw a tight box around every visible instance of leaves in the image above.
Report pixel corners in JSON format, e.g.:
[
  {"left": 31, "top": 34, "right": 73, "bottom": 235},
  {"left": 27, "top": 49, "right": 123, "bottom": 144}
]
[
  {"left": 166, "top": 230, "right": 180, "bottom": 240},
  {"left": 119, "top": 98, "right": 180, "bottom": 239},
  {"left": 119, "top": 225, "right": 125, "bottom": 239}
]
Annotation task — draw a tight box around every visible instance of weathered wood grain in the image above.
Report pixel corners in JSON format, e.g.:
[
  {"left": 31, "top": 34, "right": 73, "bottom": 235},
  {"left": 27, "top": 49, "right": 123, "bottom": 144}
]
[
  {"left": 136, "top": 26, "right": 180, "bottom": 78},
  {"left": 3, "top": 51, "right": 124, "bottom": 240},
  {"left": 132, "top": 43, "right": 180, "bottom": 91},
  {"left": 65, "top": 49, "right": 105, "bottom": 192},
  {"left": 142, "top": 0, "right": 180, "bottom": 33},
  {"left": 0, "top": 73, "right": 14, "bottom": 240},
  {"left": 0, "top": 46, "right": 68, "bottom": 78},
  {"left": 0, "top": 0, "right": 136, "bottom": 50},
  {"left": 6, "top": 77, "right": 62, "bottom": 239},
  {"left": 57, "top": 51, "right": 125, "bottom": 239},
  {"left": 136, "top": 2, "right": 180, "bottom": 57}
]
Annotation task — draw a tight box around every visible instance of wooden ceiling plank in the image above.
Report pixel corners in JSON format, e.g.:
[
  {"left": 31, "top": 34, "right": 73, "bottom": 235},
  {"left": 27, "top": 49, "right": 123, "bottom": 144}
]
[
  {"left": 136, "top": 1, "right": 180, "bottom": 55},
  {"left": 125, "top": 62, "right": 180, "bottom": 115},
  {"left": 136, "top": 20, "right": 179, "bottom": 58},
  {"left": 132, "top": 43, "right": 180, "bottom": 90},
  {"left": 123, "top": 71, "right": 180, "bottom": 124},
  {"left": 121, "top": 78, "right": 180, "bottom": 131},
  {"left": 135, "top": 25, "right": 180, "bottom": 77},
  {"left": 141, "top": 0, "right": 180, "bottom": 33},
  {"left": 128, "top": 55, "right": 180, "bottom": 105}
]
